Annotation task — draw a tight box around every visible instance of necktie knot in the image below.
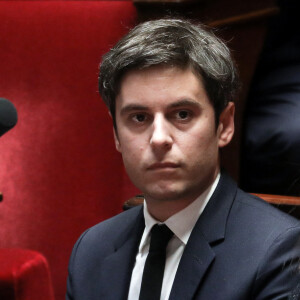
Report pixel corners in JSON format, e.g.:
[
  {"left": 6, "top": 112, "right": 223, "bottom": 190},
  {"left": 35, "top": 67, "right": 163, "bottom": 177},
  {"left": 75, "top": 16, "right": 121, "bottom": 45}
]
[{"left": 149, "top": 224, "right": 173, "bottom": 252}]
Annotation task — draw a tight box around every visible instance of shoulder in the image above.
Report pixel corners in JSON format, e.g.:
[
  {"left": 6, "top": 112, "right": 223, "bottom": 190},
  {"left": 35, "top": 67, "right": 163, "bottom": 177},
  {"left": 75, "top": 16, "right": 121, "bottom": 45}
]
[
  {"left": 66, "top": 205, "right": 144, "bottom": 298},
  {"left": 222, "top": 187, "right": 300, "bottom": 297},
  {"left": 68, "top": 205, "right": 143, "bottom": 270},
  {"left": 235, "top": 191, "right": 300, "bottom": 297},
  {"left": 230, "top": 189, "right": 300, "bottom": 274},
  {"left": 234, "top": 188, "right": 299, "bottom": 230},
  {"left": 74, "top": 205, "right": 143, "bottom": 252},
  {"left": 208, "top": 171, "right": 300, "bottom": 240}
]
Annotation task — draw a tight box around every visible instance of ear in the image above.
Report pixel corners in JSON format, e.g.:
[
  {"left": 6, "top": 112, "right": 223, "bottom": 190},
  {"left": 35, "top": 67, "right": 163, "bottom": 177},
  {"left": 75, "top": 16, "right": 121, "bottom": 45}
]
[
  {"left": 217, "top": 102, "right": 235, "bottom": 148},
  {"left": 113, "top": 127, "right": 122, "bottom": 153}
]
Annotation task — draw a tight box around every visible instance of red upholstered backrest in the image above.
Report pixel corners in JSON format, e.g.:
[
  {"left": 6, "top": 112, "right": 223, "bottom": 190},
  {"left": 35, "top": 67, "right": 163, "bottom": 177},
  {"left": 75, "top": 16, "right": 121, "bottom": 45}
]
[
  {"left": 0, "top": 1, "right": 138, "bottom": 299},
  {"left": 0, "top": 249, "right": 55, "bottom": 300}
]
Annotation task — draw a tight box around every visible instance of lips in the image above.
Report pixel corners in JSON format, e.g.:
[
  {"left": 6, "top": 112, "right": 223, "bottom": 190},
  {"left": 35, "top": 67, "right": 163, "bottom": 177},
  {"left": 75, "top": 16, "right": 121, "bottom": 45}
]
[{"left": 147, "top": 162, "right": 180, "bottom": 170}]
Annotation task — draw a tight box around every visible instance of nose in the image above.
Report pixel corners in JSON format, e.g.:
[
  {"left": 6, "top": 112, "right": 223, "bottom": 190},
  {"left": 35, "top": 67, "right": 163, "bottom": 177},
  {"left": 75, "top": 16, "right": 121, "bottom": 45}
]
[{"left": 150, "top": 114, "right": 173, "bottom": 150}]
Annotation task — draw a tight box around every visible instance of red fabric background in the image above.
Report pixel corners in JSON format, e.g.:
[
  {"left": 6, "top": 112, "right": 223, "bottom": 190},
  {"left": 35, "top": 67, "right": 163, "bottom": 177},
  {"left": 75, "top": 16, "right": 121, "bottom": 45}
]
[{"left": 0, "top": 1, "right": 139, "bottom": 299}]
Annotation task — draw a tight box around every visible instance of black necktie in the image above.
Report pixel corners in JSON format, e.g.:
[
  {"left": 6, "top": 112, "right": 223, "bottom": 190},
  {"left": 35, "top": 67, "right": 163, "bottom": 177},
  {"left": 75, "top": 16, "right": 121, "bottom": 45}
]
[{"left": 139, "top": 224, "right": 174, "bottom": 300}]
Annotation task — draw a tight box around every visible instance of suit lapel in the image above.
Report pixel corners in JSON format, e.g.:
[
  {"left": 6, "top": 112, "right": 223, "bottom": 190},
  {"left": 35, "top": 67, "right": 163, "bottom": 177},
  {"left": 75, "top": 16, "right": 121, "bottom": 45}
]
[
  {"left": 169, "top": 231, "right": 215, "bottom": 300},
  {"left": 170, "top": 172, "right": 238, "bottom": 300},
  {"left": 98, "top": 207, "right": 145, "bottom": 300}
]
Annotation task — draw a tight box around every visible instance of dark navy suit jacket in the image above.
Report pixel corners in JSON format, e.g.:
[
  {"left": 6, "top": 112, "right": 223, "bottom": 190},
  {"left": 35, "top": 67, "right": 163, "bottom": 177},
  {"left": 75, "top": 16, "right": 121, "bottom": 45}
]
[
  {"left": 66, "top": 173, "right": 300, "bottom": 299},
  {"left": 240, "top": 0, "right": 300, "bottom": 196}
]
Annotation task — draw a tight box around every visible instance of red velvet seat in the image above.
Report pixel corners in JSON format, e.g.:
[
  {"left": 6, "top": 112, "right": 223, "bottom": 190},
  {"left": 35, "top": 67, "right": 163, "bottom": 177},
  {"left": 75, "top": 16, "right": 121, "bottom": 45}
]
[
  {"left": 0, "top": 2, "right": 138, "bottom": 299},
  {"left": 0, "top": 249, "right": 55, "bottom": 300}
]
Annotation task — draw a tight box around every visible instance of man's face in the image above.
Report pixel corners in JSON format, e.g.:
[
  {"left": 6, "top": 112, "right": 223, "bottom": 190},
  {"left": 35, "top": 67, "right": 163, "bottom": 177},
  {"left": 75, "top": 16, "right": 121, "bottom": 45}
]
[{"left": 114, "top": 65, "right": 234, "bottom": 206}]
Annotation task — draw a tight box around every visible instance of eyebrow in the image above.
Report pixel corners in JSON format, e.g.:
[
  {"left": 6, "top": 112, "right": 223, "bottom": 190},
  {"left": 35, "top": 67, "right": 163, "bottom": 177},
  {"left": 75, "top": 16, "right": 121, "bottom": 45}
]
[
  {"left": 167, "top": 99, "right": 202, "bottom": 109},
  {"left": 120, "top": 104, "right": 149, "bottom": 116},
  {"left": 119, "top": 98, "right": 202, "bottom": 116}
]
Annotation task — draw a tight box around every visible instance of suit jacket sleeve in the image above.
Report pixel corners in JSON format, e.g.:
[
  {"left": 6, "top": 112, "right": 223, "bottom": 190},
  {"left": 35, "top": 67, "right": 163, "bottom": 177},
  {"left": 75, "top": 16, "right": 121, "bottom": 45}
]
[{"left": 66, "top": 229, "right": 90, "bottom": 300}]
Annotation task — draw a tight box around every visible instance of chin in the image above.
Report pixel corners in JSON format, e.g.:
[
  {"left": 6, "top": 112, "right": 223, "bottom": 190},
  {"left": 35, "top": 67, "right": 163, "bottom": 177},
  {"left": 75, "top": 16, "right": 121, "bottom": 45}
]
[{"left": 144, "top": 184, "right": 190, "bottom": 202}]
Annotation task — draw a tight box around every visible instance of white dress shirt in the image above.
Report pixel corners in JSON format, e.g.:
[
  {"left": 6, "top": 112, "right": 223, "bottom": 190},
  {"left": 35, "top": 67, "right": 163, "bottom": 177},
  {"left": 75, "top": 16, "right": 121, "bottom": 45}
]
[{"left": 127, "top": 173, "right": 220, "bottom": 300}]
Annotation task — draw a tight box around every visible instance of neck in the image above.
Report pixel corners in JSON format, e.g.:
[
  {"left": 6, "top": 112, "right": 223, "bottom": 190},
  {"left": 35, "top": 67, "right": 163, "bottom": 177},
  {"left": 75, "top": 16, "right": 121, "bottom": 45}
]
[{"left": 146, "top": 197, "right": 197, "bottom": 222}]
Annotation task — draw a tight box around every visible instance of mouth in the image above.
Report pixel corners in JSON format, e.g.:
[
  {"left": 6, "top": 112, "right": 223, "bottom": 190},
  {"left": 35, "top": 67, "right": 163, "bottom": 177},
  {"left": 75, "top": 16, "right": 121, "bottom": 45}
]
[{"left": 147, "top": 162, "right": 180, "bottom": 170}]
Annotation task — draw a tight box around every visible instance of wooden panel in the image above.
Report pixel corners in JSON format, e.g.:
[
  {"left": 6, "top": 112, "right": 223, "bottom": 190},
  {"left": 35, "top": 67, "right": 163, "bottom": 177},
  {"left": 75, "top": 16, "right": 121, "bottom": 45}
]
[
  {"left": 253, "top": 194, "right": 300, "bottom": 206},
  {"left": 208, "top": 7, "right": 279, "bottom": 27}
]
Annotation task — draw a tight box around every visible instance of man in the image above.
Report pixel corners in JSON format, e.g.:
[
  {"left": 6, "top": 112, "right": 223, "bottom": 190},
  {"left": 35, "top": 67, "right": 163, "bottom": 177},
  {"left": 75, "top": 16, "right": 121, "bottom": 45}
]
[{"left": 66, "top": 19, "right": 300, "bottom": 299}]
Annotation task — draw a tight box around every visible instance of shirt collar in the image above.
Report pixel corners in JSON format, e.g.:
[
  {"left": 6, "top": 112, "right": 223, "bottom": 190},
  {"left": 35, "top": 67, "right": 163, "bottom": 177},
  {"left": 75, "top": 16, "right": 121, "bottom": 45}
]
[{"left": 141, "top": 173, "right": 220, "bottom": 250}]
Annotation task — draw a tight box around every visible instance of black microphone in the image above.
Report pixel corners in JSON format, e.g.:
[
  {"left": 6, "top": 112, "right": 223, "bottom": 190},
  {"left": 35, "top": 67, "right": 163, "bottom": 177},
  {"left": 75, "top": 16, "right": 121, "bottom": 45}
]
[{"left": 0, "top": 98, "right": 18, "bottom": 137}]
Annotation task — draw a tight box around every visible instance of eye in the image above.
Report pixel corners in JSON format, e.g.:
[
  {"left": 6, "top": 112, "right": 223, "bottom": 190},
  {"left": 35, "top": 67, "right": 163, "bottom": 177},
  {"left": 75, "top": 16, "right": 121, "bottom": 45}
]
[
  {"left": 175, "top": 110, "right": 191, "bottom": 120},
  {"left": 132, "top": 113, "right": 147, "bottom": 123}
]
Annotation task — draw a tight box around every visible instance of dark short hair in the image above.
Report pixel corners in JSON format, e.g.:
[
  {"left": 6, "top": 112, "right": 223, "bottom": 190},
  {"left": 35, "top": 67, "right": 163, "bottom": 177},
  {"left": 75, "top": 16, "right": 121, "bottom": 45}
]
[{"left": 99, "top": 18, "right": 239, "bottom": 128}]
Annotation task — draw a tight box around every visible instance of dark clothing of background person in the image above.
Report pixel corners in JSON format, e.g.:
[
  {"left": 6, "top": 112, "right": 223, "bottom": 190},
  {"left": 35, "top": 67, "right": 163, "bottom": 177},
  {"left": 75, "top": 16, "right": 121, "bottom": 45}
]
[{"left": 241, "top": 0, "right": 300, "bottom": 196}]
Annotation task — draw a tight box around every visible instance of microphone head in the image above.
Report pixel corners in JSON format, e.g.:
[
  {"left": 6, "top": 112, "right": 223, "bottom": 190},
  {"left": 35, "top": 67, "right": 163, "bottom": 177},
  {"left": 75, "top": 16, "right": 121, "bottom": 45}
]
[{"left": 0, "top": 98, "right": 18, "bottom": 137}]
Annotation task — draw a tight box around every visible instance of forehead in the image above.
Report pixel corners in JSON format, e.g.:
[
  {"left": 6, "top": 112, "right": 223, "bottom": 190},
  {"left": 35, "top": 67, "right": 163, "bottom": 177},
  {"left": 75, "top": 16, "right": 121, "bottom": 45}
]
[{"left": 116, "top": 65, "right": 211, "bottom": 110}]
